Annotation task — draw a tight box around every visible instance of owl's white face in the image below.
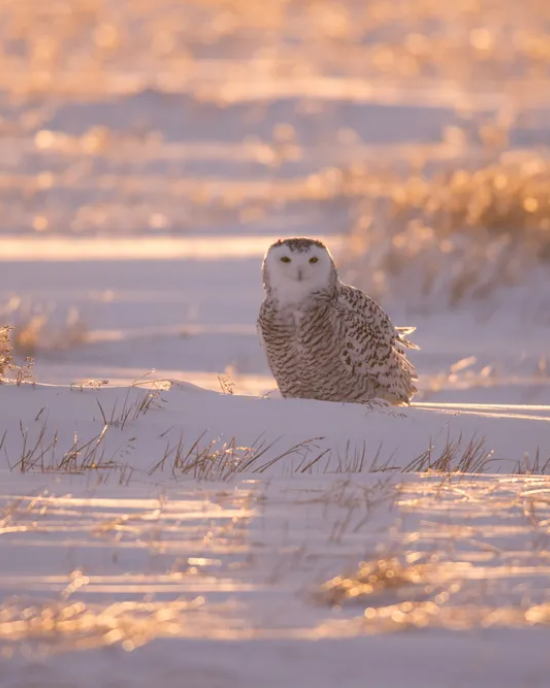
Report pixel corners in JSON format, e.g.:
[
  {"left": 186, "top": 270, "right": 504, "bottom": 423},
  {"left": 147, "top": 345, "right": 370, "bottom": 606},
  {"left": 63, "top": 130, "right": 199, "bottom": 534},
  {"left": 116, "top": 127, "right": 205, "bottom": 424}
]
[{"left": 263, "top": 238, "right": 336, "bottom": 305}]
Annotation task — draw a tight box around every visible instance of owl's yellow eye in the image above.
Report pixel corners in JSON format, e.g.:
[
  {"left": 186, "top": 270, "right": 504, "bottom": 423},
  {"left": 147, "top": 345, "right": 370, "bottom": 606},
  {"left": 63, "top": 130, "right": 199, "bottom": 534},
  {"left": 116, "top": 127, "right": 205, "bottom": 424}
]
[
  {"left": 309, "top": 256, "right": 319, "bottom": 264},
  {"left": 280, "top": 256, "right": 291, "bottom": 263}
]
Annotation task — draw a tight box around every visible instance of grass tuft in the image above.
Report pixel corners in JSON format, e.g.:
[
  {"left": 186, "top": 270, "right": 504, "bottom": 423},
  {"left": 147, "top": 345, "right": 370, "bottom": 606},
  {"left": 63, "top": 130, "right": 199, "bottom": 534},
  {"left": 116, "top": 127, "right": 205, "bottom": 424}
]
[
  {"left": 345, "top": 156, "right": 550, "bottom": 309},
  {"left": 0, "top": 326, "right": 35, "bottom": 386},
  {"left": 1, "top": 299, "right": 88, "bottom": 357},
  {"left": 0, "top": 326, "right": 13, "bottom": 381},
  {"left": 404, "top": 434, "right": 493, "bottom": 473},
  {"left": 318, "top": 556, "right": 432, "bottom": 606}
]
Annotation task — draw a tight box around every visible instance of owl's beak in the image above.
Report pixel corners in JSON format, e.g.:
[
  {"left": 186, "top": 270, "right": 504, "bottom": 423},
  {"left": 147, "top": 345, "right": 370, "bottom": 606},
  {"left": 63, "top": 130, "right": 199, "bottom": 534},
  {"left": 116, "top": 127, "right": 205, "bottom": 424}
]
[{"left": 297, "top": 268, "right": 303, "bottom": 281}]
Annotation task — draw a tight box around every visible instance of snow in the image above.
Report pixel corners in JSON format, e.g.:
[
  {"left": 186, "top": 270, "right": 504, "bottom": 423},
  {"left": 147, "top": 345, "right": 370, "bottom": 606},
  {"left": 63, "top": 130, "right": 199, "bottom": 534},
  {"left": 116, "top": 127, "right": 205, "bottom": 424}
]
[
  {"left": 2, "top": 460, "right": 550, "bottom": 687},
  {"left": 2, "top": 234, "right": 550, "bottom": 685},
  {"left": 2, "top": 382, "right": 550, "bottom": 478},
  {"left": 2, "top": 4, "right": 550, "bottom": 684}
]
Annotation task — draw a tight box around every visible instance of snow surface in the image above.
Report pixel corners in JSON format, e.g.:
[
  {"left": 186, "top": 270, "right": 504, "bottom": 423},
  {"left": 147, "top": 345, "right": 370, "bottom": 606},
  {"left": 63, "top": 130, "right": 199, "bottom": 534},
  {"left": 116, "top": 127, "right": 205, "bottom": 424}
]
[
  {"left": 2, "top": 7, "right": 550, "bottom": 684},
  {"left": 2, "top": 234, "right": 550, "bottom": 686}
]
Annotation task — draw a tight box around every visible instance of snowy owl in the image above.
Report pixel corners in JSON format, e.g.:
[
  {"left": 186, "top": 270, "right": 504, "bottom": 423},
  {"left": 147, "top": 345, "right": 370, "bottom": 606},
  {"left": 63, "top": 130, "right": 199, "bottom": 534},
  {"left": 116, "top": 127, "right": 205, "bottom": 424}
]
[{"left": 257, "top": 238, "right": 418, "bottom": 405}]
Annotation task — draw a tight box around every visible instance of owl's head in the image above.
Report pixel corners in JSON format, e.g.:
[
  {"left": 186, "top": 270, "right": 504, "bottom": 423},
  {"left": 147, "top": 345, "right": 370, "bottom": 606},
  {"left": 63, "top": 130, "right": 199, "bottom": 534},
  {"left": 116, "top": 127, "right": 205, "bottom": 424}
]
[{"left": 262, "top": 238, "right": 337, "bottom": 304}]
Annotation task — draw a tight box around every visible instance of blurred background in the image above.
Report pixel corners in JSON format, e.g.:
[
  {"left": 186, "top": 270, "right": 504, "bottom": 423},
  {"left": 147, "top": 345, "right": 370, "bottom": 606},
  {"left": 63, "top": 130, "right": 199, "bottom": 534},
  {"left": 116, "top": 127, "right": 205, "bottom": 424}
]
[{"left": 1, "top": 0, "right": 549, "bottom": 402}]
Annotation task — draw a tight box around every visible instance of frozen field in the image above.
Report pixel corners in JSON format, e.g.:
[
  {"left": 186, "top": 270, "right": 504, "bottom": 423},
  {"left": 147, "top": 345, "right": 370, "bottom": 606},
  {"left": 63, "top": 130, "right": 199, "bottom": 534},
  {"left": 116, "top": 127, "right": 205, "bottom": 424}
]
[{"left": 2, "top": 0, "right": 550, "bottom": 686}]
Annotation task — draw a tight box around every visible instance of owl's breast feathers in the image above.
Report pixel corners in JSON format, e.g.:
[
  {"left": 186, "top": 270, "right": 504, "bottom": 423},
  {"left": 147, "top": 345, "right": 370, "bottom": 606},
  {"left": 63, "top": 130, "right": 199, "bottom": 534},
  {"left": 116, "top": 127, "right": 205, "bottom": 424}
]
[
  {"left": 258, "top": 284, "right": 418, "bottom": 404},
  {"left": 257, "top": 293, "right": 338, "bottom": 399}
]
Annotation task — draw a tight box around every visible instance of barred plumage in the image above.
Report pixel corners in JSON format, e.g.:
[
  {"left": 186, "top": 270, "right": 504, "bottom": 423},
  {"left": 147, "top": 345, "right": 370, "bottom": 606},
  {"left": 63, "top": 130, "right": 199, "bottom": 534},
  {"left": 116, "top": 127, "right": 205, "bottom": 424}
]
[{"left": 257, "top": 238, "right": 418, "bottom": 405}]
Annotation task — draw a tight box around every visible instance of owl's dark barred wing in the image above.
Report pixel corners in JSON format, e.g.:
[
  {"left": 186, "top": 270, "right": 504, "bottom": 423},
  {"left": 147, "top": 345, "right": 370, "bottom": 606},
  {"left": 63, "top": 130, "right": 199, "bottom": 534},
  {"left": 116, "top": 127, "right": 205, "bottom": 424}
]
[{"left": 336, "top": 284, "right": 418, "bottom": 404}]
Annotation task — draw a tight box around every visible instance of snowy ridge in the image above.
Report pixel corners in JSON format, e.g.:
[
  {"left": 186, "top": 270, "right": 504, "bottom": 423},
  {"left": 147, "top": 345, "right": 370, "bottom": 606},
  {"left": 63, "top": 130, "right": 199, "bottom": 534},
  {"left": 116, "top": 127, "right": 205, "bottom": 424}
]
[{"left": 2, "top": 382, "right": 549, "bottom": 477}]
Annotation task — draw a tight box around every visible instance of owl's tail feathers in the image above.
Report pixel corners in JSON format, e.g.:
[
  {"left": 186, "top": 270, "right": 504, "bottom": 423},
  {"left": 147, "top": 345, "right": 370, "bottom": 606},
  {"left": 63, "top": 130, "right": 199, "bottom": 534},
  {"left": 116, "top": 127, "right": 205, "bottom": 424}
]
[{"left": 395, "top": 326, "right": 420, "bottom": 351}]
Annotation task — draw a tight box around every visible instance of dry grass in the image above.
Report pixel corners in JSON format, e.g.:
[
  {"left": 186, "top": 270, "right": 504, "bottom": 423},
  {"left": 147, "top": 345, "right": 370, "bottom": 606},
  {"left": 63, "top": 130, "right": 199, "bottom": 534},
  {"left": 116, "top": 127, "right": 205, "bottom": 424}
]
[
  {"left": 218, "top": 374, "right": 235, "bottom": 395},
  {"left": 1, "top": 299, "right": 88, "bottom": 357},
  {"left": 3, "top": 416, "right": 548, "bottom": 480},
  {"left": 4, "top": 472, "right": 550, "bottom": 654},
  {"left": 0, "top": 326, "right": 35, "bottom": 386},
  {"left": 317, "top": 591, "right": 550, "bottom": 634},
  {"left": 0, "top": 0, "right": 548, "bottom": 315},
  {"left": 7, "top": 422, "right": 118, "bottom": 476},
  {"left": 95, "top": 388, "right": 164, "bottom": 430},
  {"left": 0, "top": 326, "right": 13, "bottom": 381},
  {"left": 1, "top": 0, "right": 549, "bottom": 97},
  {"left": 142, "top": 431, "right": 550, "bottom": 480},
  {"left": 404, "top": 434, "right": 494, "bottom": 473},
  {"left": 316, "top": 473, "right": 550, "bottom": 633},
  {"left": 147, "top": 432, "right": 332, "bottom": 480},
  {"left": 317, "top": 556, "right": 435, "bottom": 606},
  {"left": 3, "top": 388, "right": 164, "bottom": 480},
  {"left": 344, "top": 154, "right": 550, "bottom": 308},
  {"left": 0, "top": 594, "right": 207, "bottom": 654}
]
